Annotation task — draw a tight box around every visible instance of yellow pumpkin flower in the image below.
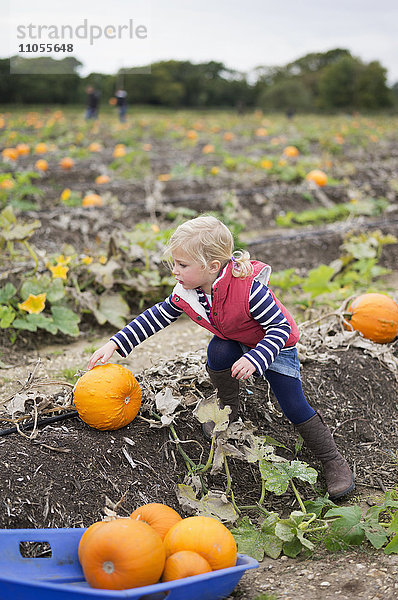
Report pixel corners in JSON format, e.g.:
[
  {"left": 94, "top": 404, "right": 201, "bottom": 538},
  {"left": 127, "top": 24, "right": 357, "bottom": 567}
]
[
  {"left": 260, "top": 159, "right": 273, "bottom": 170},
  {"left": 60, "top": 188, "right": 71, "bottom": 201},
  {"left": 55, "top": 254, "right": 72, "bottom": 266},
  {"left": 81, "top": 255, "right": 93, "bottom": 265},
  {"left": 48, "top": 264, "right": 69, "bottom": 279},
  {"left": 18, "top": 293, "right": 46, "bottom": 314}
]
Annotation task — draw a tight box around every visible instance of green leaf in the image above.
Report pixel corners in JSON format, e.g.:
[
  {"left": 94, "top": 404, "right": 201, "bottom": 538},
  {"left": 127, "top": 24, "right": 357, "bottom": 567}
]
[
  {"left": 302, "top": 265, "right": 338, "bottom": 298},
  {"left": 46, "top": 278, "right": 66, "bottom": 303},
  {"left": 12, "top": 316, "right": 38, "bottom": 331},
  {"left": 12, "top": 313, "right": 57, "bottom": 334},
  {"left": 96, "top": 293, "right": 131, "bottom": 328},
  {"left": 304, "top": 495, "right": 337, "bottom": 518},
  {"left": 324, "top": 506, "right": 365, "bottom": 546},
  {"left": 259, "top": 461, "right": 290, "bottom": 495},
  {"left": 231, "top": 516, "right": 283, "bottom": 561},
  {"left": 0, "top": 305, "right": 16, "bottom": 328},
  {"left": 275, "top": 521, "right": 295, "bottom": 542},
  {"left": 362, "top": 522, "right": 389, "bottom": 549},
  {"left": 384, "top": 534, "right": 398, "bottom": 555},
  {"left": 51, "top": 306, "right": 80, "bottom": 336},
  {"left": 0, "top": 283, "right": 17, "bottom": 303},
  {"left": 283, "top": 537, "right": 303, "bottom": 558},
  {"left": 285, "top": 460, "right": 318, "bottom": 484}
]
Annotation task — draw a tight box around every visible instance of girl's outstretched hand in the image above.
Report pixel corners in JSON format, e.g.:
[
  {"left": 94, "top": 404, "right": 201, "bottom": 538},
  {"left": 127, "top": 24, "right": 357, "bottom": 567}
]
[
  {"left": 231, "top": 356, "right": 256, "bottom": 380},
  {"left": 87, "top": 340, "right": 118, "bottom": 370}
]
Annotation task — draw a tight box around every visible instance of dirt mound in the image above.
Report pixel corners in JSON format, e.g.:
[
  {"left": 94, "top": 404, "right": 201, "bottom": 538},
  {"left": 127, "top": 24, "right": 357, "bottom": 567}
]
[{"left": 1, "top": 342, "right": 396, "bottom": 529}]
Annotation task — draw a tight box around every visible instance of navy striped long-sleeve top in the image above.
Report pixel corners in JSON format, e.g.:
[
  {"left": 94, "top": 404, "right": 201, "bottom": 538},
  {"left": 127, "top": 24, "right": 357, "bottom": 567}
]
[{"left": 111, "top": 280, "right": 291, "bottom": 375}]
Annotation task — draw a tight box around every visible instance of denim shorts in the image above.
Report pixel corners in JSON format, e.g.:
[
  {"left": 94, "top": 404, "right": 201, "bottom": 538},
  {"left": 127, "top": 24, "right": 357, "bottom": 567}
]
[{"left": 240, "top": 344, "right": 301, "bottom": 380}]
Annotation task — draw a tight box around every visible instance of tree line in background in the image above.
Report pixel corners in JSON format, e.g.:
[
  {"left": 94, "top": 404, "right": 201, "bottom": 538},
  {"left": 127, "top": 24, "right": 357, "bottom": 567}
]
[{"left": 0, "top": 48, "right": 397, "bottom": 112}]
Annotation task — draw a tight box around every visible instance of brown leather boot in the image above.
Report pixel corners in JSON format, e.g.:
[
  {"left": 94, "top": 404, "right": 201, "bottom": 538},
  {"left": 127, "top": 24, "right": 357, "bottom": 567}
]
[
  {"left": 202, "top": 365, "right": 240, "bottom": 439},
  {"left": 296, "top": 412, "right": 355, "bottom": 500}
]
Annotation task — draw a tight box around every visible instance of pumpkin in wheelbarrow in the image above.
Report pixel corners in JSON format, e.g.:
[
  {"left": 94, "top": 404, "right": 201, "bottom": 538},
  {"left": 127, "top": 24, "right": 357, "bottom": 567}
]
[{"left": 73, "top": 363, "right": 141, "bottom": 430}]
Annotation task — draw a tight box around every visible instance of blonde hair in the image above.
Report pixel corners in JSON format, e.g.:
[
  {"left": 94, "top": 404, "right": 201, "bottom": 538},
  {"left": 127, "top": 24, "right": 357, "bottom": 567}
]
[{"left": 164, "top": 215, "right": 252, "bottom": 278}]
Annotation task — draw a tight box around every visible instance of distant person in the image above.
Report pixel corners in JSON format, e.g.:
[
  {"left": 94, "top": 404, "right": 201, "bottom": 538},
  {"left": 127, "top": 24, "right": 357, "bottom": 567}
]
[
  {"left": 85, "top": 86, "right": 100, "bottom": 120},
  {"left": 286, "top": 107, "right": 295, "bottom": 120},
  {"left": 115, "top": 89, "right": 128, "bottom": 122}
]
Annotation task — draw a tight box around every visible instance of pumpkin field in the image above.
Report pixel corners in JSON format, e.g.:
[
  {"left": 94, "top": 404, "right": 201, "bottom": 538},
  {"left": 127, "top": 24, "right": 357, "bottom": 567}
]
[{"left": 1, "top": 107, "right": 398, "bottom": 598}]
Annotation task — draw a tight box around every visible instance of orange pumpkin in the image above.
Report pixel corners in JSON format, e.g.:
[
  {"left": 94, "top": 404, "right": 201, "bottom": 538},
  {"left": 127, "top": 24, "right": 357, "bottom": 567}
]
[
  {"left": 34, "top": 143, "right": 48, "bottom": 154},
  {"left": 223, "top": 132, "right": 235, "bottom": 141},
  {"left": 130, "top": 503, "right": 182, "bottom": 540},
  {"left": 95, "top": 174, "right": 110, "bottom": 184},
  {"left": 186, "top": 130, "right": 198, "bottom": 140},
  {"left": 35, "top": 159, "right": 48, "bottom": 172},
  {"left": 255, "top": 127, "right": 268, "bottom": 137},
  {"left": 202, "top": 144, "right": 215, "bottom": 154},
  {"left": 305, "top": 169, "right": 328, "bottom": 186},
  {"left": 2, "top": 148, "right": 18, "bottom": 161},
  {"left": 344, "top": 293, "right": 398, "bottom": 344},
  {"left": 78, "top": 521, "right": 103, "bottom": 562},
  {"left": 163, "top": 516, "right": 237, "bottom": 571},
  {"left": 161, "top": 550, "right": 212, "bottom": 581},
  {"left": 283, "top": 145, "right": 299, "bottom": 157},
  {"left": 80, "top": 518, "right": 165, "bottom": 590},
  {"left": 113, "top": 144, "right": 126, "bottom": 158},
  {"left": 88, "top": 142, "right": 102, "bottom": 152},
  {"left": 82, "top": 193, "right": 103, "bottom": 207},
  {"left": 59, "top": 157, "right": 75, "bottom": 170},
  {"left": 73, "top": 364, "right": 142, "bottom": 430},
  {"left": 16, "top": 143, "right": 30, "bottom": 156}
]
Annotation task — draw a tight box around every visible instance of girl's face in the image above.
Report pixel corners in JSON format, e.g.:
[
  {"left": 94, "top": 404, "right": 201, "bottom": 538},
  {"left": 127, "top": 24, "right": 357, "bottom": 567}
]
[{"left": 171, "top": 249, "right": 220, "bottom": 294}]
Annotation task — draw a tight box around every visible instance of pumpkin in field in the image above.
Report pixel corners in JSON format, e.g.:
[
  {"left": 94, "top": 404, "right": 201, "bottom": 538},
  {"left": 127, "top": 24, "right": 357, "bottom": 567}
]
[
  {"left": 161, "top": 550, "right": 212, "bottom": 582},
  {"left": 35, "top": 159, "right": 48, "bottom": 171},
  {"left": 79, "top": 518, "right": 165, "bottom": 590},
  {"left": 130, "top": 503, "right": 182, "bottom": 540},
  {"left": 82, "top": 193, "right": 103, "bottom": 207},
  {"left": 113, "top": 144, "right": 126, "bottom": 158},
  {"left": 305, "top": 169, "right": 328, "bottom": 186},
  {"left": 73, "top": 363, "right": 141, "bottom": 430},
  {"left": 59, "top": 157, "right": 75, "bottom": 170},
  {"left": 95, "top": 174, "right": 110, "bottom": 184},
  {"left": 88, "top": 142, "right": 102, "bottom": 152},
  {"left": 344, "top": 293, "right": 398, "bottom": 344},
  {"left": 16, "top": 143, "right": 30, "bottom": 156},
  {"left": 34, "top": 142, "right": 48, "bottom": 154},
  {"left": 163, "top": 516, "right": 237, "bottom": 571},
  {"left": 2, "top": 148, "right": 18, "bottom": 161},
  {"left": 283, "top": 145, "right": 299, "bottom": 157}
]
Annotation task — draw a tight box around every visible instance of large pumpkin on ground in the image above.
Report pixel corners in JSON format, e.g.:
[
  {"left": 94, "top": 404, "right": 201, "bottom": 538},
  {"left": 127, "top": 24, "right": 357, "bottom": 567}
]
[
  {"left": 344, "top": 293, "right": 398, "bottom": 344},
  {"left": 73, "top": 364, "right": 141, "bottom": 430},
  {"left": 130, "top": 502, "right": 182, "bottom": 540},
  {"left": 79, "top": 518, "right": 165, "bottom": 590},
  {"left": 163, "top": 516, "right": 237, "bottom": 571}
]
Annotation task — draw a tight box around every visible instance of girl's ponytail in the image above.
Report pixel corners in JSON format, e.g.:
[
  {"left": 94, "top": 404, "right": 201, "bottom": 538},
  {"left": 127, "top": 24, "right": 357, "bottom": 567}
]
[{"left": 231, "top": 249, "right": 253, "bottom": 278}]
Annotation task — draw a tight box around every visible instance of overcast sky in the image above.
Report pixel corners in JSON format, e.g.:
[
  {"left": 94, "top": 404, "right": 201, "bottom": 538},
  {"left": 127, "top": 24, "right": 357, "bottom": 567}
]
[{"left": 3, "top": 0, "right": 398, "bottom": 83}]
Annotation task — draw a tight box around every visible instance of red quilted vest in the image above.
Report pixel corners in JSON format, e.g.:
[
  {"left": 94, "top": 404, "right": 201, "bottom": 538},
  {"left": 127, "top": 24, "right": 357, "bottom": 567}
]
[{"left": 171, "top": 260, "right": 299, "bottom": 348}]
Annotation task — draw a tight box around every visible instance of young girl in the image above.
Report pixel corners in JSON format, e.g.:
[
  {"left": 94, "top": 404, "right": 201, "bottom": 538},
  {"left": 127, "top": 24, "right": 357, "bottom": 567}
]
[{"left": 88, "top": 215, "right": 354, "bottom": 500}]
